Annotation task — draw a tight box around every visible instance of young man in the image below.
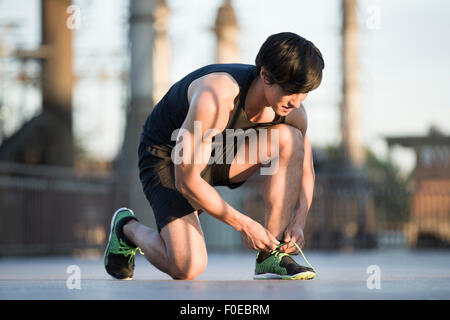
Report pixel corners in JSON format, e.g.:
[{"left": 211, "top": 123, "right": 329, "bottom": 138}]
[{"left": 104, "top": 32, "right": 324, "bottom": 280}]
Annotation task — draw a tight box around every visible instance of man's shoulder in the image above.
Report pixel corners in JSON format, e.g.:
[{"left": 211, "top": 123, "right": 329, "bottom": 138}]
[
  {"left": 187, "top": 71, "right": 240, "bottom": 107},
  {"left": 197, "top": 63, "right": 255, "bottom": 72}
]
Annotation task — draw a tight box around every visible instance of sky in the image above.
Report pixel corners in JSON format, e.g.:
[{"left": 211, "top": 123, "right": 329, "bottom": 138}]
[{"left": 0, "top": 0, "right": 449, "bottom": 175}]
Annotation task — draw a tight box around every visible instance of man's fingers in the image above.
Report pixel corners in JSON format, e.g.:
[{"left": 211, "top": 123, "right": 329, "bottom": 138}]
[
  {"left": 279, "top": 233, "right": 290, "bottom": 252},
  {"left": 256, "top": 234, "right": 276, "bottom": 252},
  {"left": 281, "top": 239, "right": 302, "bottom": 253},
  {"left": 299, "top": 239, "right": 305, "bottom": 249},
  {"left": 266, "top": 240, "right": 278, "bottom": 252},
  {"left": 267, "top": 231, "right": 280, "bottom": 250},
  {"left": 283, "top": 243, "right": 295, "bottom": 253},
  {"left": 261, "top": 239, "right": 275, "bottom": 252},
  {"left": 286, "top": 247, "right": 299, "bottom": 255}
]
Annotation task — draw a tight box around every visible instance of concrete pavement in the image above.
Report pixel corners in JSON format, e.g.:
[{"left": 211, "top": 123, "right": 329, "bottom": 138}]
[{"left": 1, "top": 250, "right": 450, "bottom": 300}]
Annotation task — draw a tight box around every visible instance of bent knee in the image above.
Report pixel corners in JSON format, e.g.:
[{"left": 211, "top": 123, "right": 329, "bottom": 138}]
[
  {"left": 272, "top": 124, "right": 304, "bottom": 159},
  {"left": 170, "top": 258, "right": 207, "bottom": 280}
]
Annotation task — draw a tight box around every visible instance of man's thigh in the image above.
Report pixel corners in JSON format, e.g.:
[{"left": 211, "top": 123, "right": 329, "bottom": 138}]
[
  {"left": 228, "top": 126, "right": 282, "bottom": 184},
  {"left": 160, "top": 211, "right": 208, "bottom": 276}
]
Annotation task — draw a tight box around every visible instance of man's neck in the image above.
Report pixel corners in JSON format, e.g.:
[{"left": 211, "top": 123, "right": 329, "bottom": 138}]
[{"left": 245, "top": 77, "right": 272, "bottom": 122}]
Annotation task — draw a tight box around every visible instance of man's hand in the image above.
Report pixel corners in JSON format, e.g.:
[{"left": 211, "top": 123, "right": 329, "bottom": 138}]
[
  {"left": 240, "top": 217, "right": 280, "bottom": 252},
  {"left": 279, "top": 223, "right": 305, "bottom": 255}
]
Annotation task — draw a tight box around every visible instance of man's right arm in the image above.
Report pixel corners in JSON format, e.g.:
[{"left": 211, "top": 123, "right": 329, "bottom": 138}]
[{"left": 173, "top": 73, "right": 279, "bottom": 252}]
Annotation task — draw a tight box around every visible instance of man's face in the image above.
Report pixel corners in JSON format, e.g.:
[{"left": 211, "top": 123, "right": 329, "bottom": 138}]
[
  {"left": 265, "top": 83, "right": 308, "bottom": 116},
  {"left": 260, "top": 68, "right": 308, "bottom": 115}
]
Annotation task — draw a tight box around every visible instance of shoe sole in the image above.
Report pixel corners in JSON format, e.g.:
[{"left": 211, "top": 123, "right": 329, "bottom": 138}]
[
  {"left": 104, "top": 207, "right": 135, "bottom": 281},
  {"left": 253, "top": 271, "right": 316, "bottom": 280}
]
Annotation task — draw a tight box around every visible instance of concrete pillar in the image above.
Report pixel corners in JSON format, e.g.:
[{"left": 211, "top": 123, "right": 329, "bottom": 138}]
[
  {"left": 213, "top": 0, "right": 240, "bottom": 63},
  {"left": 40, "top": 0, "right": 73, "bottom": 166},
  {"left": 119, "top": 0, "right": 170, "bottom": 226},
  {"left": 41, "top": 0, "right": 73, "bottom": 112},
  {"left": 341, "top": 0, "right": 364, "bottom": 168},
  {"left": 152, "top": 0, "right": 170, "bottom": 104}
]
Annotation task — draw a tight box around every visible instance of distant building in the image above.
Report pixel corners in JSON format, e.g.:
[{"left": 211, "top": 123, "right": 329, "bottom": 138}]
[
  {"left": 386, "top": 127, "right": 450, "bottom": 248},
  {"left": 213, "top": 0, "right": 240, "bottom": 64}
]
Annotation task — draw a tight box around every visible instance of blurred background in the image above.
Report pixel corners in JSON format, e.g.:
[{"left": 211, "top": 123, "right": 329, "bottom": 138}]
[{"left": 0, "top": 0, "right": 449, "bottom": 257}]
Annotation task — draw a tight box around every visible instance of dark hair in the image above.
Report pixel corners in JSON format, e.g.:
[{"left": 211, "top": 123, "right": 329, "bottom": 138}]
[{"left": 255, "top": 32, "right": 325, "bottom": 93}]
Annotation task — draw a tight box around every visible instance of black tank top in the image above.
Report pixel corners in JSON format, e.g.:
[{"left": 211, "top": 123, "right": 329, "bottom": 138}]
[{"left": 140, "top": 63, "right": 285, "bottom": 151}]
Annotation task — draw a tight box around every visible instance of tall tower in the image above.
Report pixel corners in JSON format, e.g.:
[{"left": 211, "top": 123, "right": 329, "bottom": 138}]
[
  {"left": 213, "top": 0, "right": 240, "bottom": 63},
  {"left": 341, "top": 0, "right": 364, "bottom": 168},
  {"left": 41, "top": 0, "right": 74, "bottom": 166},
  {"left": 119, "top": 0, "right": 170, "bottom": 226},
  {"left": 0, "top": 0, "right": 74, "bottom": 166},
  {"left": 152, "top": 0, "right": 171, "bottom": 104}
]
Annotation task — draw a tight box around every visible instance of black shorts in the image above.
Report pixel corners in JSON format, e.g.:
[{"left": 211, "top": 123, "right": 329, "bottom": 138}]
[{"left": 138, "top": 140, "right": 246, "bottom": 232}]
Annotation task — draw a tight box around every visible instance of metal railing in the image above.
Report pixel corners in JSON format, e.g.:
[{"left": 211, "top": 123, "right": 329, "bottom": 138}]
[
  {"left": 1, "top": 162, "right": 449, "bottom": 256},
  {"left": 0, "top": 162, "right": 122, "bottom": 257}
]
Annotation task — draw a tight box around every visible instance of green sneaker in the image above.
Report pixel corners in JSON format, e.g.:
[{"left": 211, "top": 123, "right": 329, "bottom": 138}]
[
  {"left": 104, "top": 208, "right": 143, "bottom": 280},
  {"left": 253, "top": 241, "right": 316, "bottom": 280}
]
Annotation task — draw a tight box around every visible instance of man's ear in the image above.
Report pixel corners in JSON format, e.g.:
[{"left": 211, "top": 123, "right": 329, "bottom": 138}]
[{"left": 260, "top": 66, "right": 271, "bottom": 85}]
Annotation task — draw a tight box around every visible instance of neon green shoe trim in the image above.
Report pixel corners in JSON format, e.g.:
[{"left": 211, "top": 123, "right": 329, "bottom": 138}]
[
  {"left": 117, "top": 239, "right": 144, "bottom": 263},
  {"left": 104, "top": 209, "right": 143, "bottom": 267},
  {"left": 254, "top": 240, "right": 316, "bottom": 278},
  {"left": 255, "top": 250, "right": 289, "bottom": 275}
]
